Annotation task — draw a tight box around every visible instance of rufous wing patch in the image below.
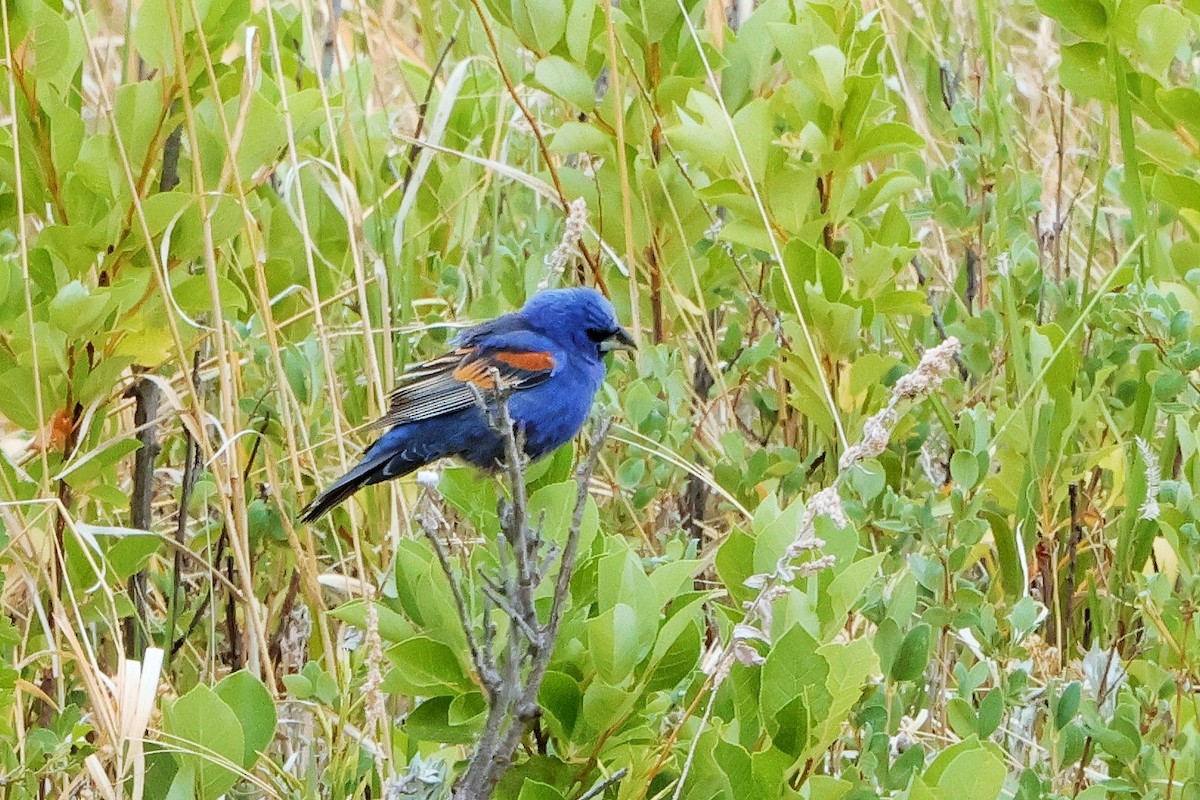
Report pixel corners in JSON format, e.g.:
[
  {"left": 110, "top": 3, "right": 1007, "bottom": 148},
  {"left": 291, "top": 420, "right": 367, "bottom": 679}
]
[
  {"left": 452, "top": 359, "right": 498, "bottom": 389},
  {"left": 492, "top": 350, "right": 556, "bottom": 372}
]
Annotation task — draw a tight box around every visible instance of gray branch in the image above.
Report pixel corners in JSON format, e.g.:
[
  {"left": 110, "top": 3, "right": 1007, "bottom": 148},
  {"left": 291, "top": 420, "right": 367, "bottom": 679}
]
[{"left": 424, "top": 376, "right": 612, "bottom": 799}]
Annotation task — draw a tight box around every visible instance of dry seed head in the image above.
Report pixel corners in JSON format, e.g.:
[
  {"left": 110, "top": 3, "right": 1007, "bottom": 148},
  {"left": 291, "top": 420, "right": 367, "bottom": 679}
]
[
  {"left": 540, "top": 198, "right": 589, "bottom": 289},
  {"left": 795, "top": 554, "right": 838, "bottom": 578},
  {"left": 363, "top": 603, "right": 388, "bottom": 735},
  {"left": 806, "top": 486, "right": 847, "bottom": 529},
  {"left": 893, "top": 336, "right": 961, "bottom": 399},
  {"left": 1136, "top": 437, "right": 1161, "bottom": 521}
]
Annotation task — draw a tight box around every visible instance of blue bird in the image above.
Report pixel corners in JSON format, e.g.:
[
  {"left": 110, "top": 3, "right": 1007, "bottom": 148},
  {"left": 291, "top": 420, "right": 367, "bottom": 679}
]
[{"left": 298, "top": 287, "right": 635, "bottom": 522}]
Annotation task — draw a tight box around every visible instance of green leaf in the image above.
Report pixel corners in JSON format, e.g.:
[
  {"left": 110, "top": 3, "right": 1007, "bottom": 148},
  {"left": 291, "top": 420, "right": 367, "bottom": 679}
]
[
  {"left": 646, "top": 592, "right": 707, "bottom": 671},
  {"left": 586, "top": 603, "right": 640, "bottom": 684},
  {"left": 523, "top": 0, "right": 567, "bottom": 51},
  {"left": 549, "top": 121, "right": 610, "bottom": 155},
  {"left": 925, "top": 737, "right": 1007, "bottom": 800},
  {"left": 113, "top": 79, "right": 167, "bottom": 177},
  {"left": 213, "top": 671, "right": 276, "bottom": 769},
  {"left": 947, "top": 697, "right": 977, "bottom": 738},
  {"left": 976, "top": 689, "right": 1004, "bottom": 737},
  {"left": 0, "top": 366, "right": 45, "bottom": 429},
  {"left": 49, "top": 280, "right": 110, "bottom": 337},
  {"left": 646, "top": 559, "right": 700, "bottom": 607},
  {"left": 822, "top": 553, "right": 884, "bottom": 635},
  {"left": 814, "top": 638, "right": 878, "bottom": 752},
  {"left": 1058, "top": 43, "right": 1113, "bottom": 104},
  {"left": 104, "top": 529, "right": 162, "bottom": 580},
  {"left": 578, "top": 679, "right": 637, "bottom": 738},
  {"left": 405, "top": 696, "right": 478, "bottom": 744},
  {"left": 596, "top": 543, "right": 659, "bottom": 655},
  {"left": 25, "top": 5, "right": 72, "bottom": 82},
  {"left": 162, "top": 685, "right": 244, "bottom": 800},
  {"left": 1055, "top": 682, "right": 1081, "bottom": 730},
  {"left": 383, "top": 636, "right": 473, "bottom": 695},
  {"left": 891, "top": 622, "right": 931, "bottom": 682},
  {"left": 539, "top": 671, "right": 582, "bottom": 742},
  {"left": 329, "top": 600, "right": 418, "bottom": 644},
  {"left": 565, "top": 0, "right": 596, "bottom": 62},
  {"left": 133, "top": 0, "right": 173, "bottom": 70},
  {"left": 1152, "top": 171, "right": 1200, "bottom": 212},
  {"left": 77, "top": 355, "right": 135, "bottom": 407},
  {"left": 534, "top": 56, "right": 595, "bottom": 110},
  {"left": 517, "top": 779, "right": 565, "bottom": 800},
  {"left": 1136, "top": 5, "right": 1187, "bottom": 74},
  {"left": 950, "top": 450, "right": 980, "bottom": 489},
  {"left": 1035, "top": 0, "right": 1108, "bottom": 41},
  {"left": 761, "top": 626, "right": 831, "bottom": 756},
  {"left": 809, "top": 45, "right": 846, "bottom": 109},
  {"left": 529, "top": 480, "right": 598, "bottom": 558},
  {"left": 172, "top": 272, "right": 247, "bottom": 316},
  {"left": 839, "top": 122, "right": 924, "bottom": 169}
]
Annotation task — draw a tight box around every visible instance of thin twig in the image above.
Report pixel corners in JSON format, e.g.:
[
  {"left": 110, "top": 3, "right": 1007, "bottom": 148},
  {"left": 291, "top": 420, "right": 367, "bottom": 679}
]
[
  {"left": 417, "top": 506, "right": 500, "bottom": 692},
  {"left": 401, "top": 36, "right": 456, "bottom": 190},
  {"left": 536, "top": 417, "right": 613, "bottom": 681},
  {"left": 164, "top": 352, "right": 203, "bottom": 668},
  {"left": 578, "top": 767, "right": 628, "bottom": 800}
]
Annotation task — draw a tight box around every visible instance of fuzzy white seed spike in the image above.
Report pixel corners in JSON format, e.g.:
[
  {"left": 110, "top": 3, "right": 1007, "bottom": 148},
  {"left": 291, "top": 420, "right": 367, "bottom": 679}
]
[
  {"left": 1136, "top": 437, "right": 1161, "bottom": 521},
  {"left": 540, "top": 198, "right": 588, "bottom": 289}
]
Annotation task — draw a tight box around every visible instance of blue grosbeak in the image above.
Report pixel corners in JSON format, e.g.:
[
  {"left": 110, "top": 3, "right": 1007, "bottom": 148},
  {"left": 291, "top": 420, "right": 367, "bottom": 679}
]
[{"left": 299, "top": 287, "right": 635, "bottom": 522}]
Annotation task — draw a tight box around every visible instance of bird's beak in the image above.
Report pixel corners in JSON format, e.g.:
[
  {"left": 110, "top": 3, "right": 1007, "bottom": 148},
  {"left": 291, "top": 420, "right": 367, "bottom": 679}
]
[{"left": 601, "top": 326, "right": 637, "bottom": 353}]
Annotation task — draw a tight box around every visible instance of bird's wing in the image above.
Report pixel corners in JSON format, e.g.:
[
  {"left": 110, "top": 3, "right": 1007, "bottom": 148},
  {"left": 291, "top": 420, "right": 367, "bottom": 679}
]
[{"left": 372, "top": 330, "right": 559, "bottom": 427}]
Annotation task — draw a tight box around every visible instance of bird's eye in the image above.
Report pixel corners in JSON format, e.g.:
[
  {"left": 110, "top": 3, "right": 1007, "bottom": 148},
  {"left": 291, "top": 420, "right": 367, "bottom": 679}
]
[{"left": 587, "top": 328, "right": 614, "bottom": 343}]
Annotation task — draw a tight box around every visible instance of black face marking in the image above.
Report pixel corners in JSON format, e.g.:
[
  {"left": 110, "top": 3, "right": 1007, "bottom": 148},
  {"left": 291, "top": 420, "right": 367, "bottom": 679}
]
[{"left": 587, "top": 327, "right": 618, "bottom": 343}]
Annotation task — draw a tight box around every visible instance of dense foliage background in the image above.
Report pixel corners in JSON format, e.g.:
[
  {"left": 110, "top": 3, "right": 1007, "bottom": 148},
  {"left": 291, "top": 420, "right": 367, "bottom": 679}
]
[{"left": 2, "top": 0, "right": 1200, "bottom": 797}]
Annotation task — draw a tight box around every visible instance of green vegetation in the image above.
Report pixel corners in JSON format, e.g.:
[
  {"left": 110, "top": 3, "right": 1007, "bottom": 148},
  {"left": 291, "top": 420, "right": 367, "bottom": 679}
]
[{"left": 1, "top": 0, "right": 1199, "bottom": 797}]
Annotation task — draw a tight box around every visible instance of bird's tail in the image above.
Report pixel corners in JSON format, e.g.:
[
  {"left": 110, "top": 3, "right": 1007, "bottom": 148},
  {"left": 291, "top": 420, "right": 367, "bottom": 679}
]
[{"left": 298, "top": 451, "right": 412, "bottom": 523}]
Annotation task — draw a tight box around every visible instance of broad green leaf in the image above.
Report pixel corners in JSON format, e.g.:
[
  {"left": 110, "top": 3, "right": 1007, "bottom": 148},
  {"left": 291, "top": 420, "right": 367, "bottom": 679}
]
[
  {"left": 585, "top": 603, "right": 640, "bottom": 684},
  {"left": 549, "top": 121, "right": 611, "bottom": 155},
  {"left": 405, "top": 696, "right": 478, "bottom": 744},
  {"left": 565, "top": 0, "right": 596, "bottom": 62},
  {"left": 133, "top": 0, "right": 173, "bottom": 70},
  {"left": 925, "top": 737, "right": 1007, "bottom": 800},
  {"left": 1055, "top": 682, "right": 1081, "bottom": 730},
  {"left": 25, "top": 5, "right": 72, "bottom": 81},
  {"left": 49, "top": 281, "right": 110, "bottom": 337},
  {"left": 329, "top": 600, "right": 419, "bottom": 644},
  {"left": 1136, "top": 5, "right": 1187, "bottom": 74},
  {"left": 1035, "top": 0, "right": 1108, "bottom": 41},
  {"left": 839, "top": 122, "right": 924, "bottom": 169},
  {"left": 1058, "top": 43, "right": 1113, "bottom": 104},
  {"left": 891, "top": 622, "right": 931, "bottom": 682},
  {"left": 383, "top": 636, "right": 473, "bottom": 695},
  {"left": 596, "top": 544, "right": 659, "bottom": 655},
  {"left": 950, "top": 450, "right": 980, "bottom": 489},
  {"left": 814, "top": 638, "right": 878, "bottom": 753},
  {"left": 822, "top": 553, "right": 884, "bottom": 634},
  {"left": 213, "top": 671, "right": 276, "bottom": 768},
  {"left": 525, "top": 0, "right": 567, "bottom": 51},
  {"left": 517, "top": 779, "right": 565, "bottom": 800},
  {"left": 162, "top": 685, "right": 244, "bottom": 800},
  {"left": 539, "top": 671, "right": 582, "bottom": 742},
  {"left": 760, "top": 626, "right": 830, "bottom": 756},
  {"left": 529, "top": 480, "right": 598, "bottom": 557},
  {"left": 534, "top": 56, "right": 595, "bottom": 110},
  {"left": 809, "top": 45, "right": 846, "bottom": 109},
  {"left": 578, "top": 679, "right": 637, "bottom": 738}
]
